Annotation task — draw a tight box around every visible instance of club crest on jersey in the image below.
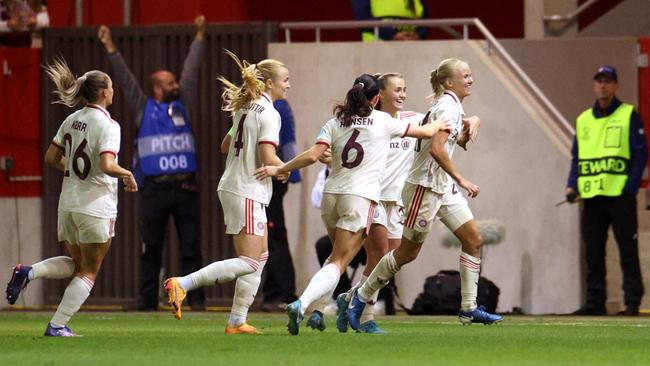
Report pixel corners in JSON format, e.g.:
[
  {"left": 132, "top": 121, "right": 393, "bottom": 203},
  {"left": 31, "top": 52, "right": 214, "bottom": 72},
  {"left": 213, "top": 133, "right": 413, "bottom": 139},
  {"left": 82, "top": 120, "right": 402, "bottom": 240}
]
[
  {"left": 401, "top": 139, "right": 411, "bottom": 150},
  {"left": 418, "top": 219, "right": 428, "bottom": 228}
]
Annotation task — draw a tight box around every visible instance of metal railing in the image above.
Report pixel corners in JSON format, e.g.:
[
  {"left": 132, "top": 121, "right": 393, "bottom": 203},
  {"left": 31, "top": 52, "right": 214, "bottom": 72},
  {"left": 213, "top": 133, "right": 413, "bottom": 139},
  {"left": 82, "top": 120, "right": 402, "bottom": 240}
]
[
  {"left": 543, "top": 0, "right": 599, "bottom": 23},
  {"left": 279, "top": 18, "right": 574, "bottom": 136}
]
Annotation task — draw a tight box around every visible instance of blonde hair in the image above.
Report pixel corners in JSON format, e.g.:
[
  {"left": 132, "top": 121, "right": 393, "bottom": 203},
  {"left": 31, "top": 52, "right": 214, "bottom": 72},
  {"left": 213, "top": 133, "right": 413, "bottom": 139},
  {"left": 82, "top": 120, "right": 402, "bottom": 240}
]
[
  {"left": 377, "top": 72, "right": 404, "bottom": 90},
  {"left": 218, "top": 49, "right": 286, "bottom": 113},
  {"left": 429, "top": 58, "right": 464, "bottom": 99},
  {"left": 44, "top": 58, "right": 109, "bottom": 107}
]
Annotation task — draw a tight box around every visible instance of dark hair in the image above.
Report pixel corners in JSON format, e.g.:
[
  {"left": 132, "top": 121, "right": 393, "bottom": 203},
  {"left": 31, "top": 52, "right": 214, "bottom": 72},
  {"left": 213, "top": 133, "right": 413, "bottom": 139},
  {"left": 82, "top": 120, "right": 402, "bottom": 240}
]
[{"left": 334, "top": 74, "right": 380, "bottom": 127}]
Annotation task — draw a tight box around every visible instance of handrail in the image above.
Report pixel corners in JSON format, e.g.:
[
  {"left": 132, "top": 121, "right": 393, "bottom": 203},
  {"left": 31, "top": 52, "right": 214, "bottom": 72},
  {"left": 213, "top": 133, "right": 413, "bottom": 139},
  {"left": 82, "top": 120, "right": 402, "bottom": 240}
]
[
  {"left": 543, "top": 0, "right": 599, "bottom": 22},
  {"left": 279, "top": 18, "right": 574, "bottom": 136}
]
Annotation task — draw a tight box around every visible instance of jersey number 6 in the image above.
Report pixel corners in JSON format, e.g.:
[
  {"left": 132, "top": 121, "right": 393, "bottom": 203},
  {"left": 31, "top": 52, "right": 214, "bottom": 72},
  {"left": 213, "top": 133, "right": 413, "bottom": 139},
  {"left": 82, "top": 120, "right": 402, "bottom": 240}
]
[{"left": 341, "top": 129, "right": 364, "bottom": 169}]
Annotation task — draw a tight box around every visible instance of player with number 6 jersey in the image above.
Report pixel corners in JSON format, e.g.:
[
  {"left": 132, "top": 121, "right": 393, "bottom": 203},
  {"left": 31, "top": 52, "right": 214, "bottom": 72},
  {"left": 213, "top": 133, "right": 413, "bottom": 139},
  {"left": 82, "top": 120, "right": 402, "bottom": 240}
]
[
  {"left": 163, "top": 50, "right": 289, "bottom": 335},
  {"left": 254, "top": 73, "right": 450, "bottom": 335},
  {"left": 5, "top": 59, "right": 137, "bottom": 337}
]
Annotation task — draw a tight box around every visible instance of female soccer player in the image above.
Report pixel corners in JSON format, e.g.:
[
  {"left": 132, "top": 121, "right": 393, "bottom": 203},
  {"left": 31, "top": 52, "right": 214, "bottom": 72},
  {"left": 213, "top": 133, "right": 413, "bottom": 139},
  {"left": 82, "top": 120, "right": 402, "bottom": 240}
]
[
  {"left": 347, "top": 59, "right": 502, "bottom": 329},
  {"left": 254, "top": 73, "right": 450, "bottom": 335},
  {"left": 164, "top": 51, "right": 288, "bottom": 335},
  {"left": 5, "top": 59, "right": 138, "bottom": 337}
]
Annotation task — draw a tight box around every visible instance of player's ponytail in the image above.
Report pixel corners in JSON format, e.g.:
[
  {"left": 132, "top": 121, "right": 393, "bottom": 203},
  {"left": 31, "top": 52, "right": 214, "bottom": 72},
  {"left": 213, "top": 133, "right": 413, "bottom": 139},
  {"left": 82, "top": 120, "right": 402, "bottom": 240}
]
[
  {"left": 334, "top": 73, "right": 379, "bottom": 127},
  {"left": 218, "top": 49, "right": 286, "bottom": 113},
  {"left": 45, "top": 58, "right": 109, "bottom": 107},
  {"left": 430, "top": 58, "right": 463, "bottom": 100}
]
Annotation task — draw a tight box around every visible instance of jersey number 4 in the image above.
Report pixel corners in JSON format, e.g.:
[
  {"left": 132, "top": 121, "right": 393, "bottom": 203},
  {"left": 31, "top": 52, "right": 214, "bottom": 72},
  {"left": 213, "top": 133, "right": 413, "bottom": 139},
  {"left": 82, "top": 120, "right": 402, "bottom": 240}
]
[
  {"left": 233, "top": 113, "right": 246, "bottom": 157},
  {"left": 63, "top": 133, "right": 91, "bottom": 180},
  {"left": 414, "top": 111, "right": 431, "bottom": 153},
  {"left": 341, "top": 129, "right": 364, "bottom": 169}
]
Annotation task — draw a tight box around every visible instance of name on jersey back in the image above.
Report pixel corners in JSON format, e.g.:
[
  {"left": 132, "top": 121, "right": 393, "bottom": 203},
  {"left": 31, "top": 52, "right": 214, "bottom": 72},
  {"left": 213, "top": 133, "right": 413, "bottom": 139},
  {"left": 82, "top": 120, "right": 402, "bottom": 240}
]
[
  {"left": 341, "top": 117, "right": 373, "bottom": 128},
  {"left": 71, "top": 120, "right": 87, "bottom": 132},
  {"left": 245, "top": 103, "right": 265, "bottom": 114}
]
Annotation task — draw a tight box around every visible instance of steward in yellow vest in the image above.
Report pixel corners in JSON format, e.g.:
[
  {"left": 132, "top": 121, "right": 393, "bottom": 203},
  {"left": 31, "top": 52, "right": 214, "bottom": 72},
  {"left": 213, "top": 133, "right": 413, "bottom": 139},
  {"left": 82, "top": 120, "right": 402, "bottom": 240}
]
[
  {"left": 565, "top": 65, "right": 647, "bottom": 316},
  {"left": 352, "top": 0, "right": 428, "bottom": 41}
]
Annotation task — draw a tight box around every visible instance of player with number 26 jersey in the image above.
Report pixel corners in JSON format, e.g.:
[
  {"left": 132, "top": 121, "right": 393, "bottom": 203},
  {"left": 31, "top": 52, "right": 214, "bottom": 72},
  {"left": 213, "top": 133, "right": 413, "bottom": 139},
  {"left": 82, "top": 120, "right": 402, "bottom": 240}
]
[
  {"left": 218, "top": 92, "right": 280, "bottom": 205},
  {"left": 52, "top": 104, "right": 121, "bottom": 218}
]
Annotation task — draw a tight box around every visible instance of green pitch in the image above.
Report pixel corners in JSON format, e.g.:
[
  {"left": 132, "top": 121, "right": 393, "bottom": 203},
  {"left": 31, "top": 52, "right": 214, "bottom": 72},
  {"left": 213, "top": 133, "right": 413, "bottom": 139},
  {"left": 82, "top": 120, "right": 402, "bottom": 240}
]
[{"left": 1, "top": 312, "right": 649, "bottom": 365}]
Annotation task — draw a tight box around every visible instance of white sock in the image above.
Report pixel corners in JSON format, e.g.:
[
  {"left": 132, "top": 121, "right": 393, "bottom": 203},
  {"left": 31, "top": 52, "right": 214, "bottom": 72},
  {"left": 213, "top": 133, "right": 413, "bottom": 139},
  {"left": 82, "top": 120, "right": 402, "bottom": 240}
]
[
  {"left": 229, "top": 252, "right": 268, "bottom": 327},
  {"left": 358, "top": 250, "right": 399, "bottom": 302},
  {"left": 178, "top": 256, "right": 258, "bottom": 291},
  {"left": 50, "top": 276, "right": 93, "bottom": 327},
  {"left": 30, "top": 256, "right": 75, "bottom": 280},
  {"left": 358, "top": 276, "right": 378, "bottom": 324},
  {"left": 307, "top": 257, "right": 334, "bottom": 314},
  {"left": 298, "top": 263, "right": 340, "bottom": 313},
  {"left": 459, "top": 251, "right": 481, "bottom": 311}
]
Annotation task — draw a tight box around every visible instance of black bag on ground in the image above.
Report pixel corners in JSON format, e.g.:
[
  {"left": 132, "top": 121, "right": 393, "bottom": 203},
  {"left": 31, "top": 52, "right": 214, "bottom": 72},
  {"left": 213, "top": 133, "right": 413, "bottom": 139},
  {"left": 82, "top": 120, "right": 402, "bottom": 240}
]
[{"left": 409, "top": 270, "right": 499, "bottom": 315}]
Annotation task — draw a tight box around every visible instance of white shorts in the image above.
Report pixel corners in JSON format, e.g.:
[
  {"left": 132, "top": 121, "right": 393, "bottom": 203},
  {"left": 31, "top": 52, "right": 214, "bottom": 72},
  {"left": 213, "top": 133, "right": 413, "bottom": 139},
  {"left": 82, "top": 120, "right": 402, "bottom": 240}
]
[
  {"left": 321, "top": 193, "right": 374, "bottom": 234},
  {"left": 371, "top": 201, "right": 404, "bottom": 239},
  {"left": 218, "top": 190, "right": 267, "bottom": 236},
  {"left": 57, "top": 211, "right": 115, "bottom": 244},
  {"left": 401, "top": 182, "right": 473, "bottom": 240}
]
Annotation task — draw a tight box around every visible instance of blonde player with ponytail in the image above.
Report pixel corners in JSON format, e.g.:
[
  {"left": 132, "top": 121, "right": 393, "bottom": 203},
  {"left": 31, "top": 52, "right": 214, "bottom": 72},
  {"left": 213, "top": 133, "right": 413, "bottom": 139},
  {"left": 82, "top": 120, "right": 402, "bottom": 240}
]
[
  {"left": 164, "top": 51, "right": 289, "bottom": 334},
  {"left": 348, "top": 59, "right": 503, "bottom": 328},
  {"left": 5, "top": 59, "right": 137, "bottom": 336}
]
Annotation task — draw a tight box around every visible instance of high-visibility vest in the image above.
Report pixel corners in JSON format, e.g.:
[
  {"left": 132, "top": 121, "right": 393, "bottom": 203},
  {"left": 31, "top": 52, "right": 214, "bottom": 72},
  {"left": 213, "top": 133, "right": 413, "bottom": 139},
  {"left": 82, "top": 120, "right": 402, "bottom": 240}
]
[
  {"left": 362, "top": 0, "right": 425, "bottom": 42},
  {"left": 136, "top": 98, "right": 198, "bottom": 176},
  {"left": 575, "top": 103, "right": 633, "bottom": 198}
]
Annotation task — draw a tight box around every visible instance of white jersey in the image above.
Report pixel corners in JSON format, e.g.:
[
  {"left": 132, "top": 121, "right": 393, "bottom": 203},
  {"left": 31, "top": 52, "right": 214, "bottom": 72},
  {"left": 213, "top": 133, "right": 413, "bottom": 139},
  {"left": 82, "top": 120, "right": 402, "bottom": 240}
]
[
  {"left": 380, "top": 111, "right": 423, "bottom": 202},
  {"left": 407, "top": 90, "right": 465, "bottom": 193},
  {"left": 52, "top": 104, "right": 121, "bottom": 218},
  {"left": 317, "top": 109, "right": 410, "bottom": 202},
  {"left": 218, "top": 92, "right": 280, "bottom": 205}
]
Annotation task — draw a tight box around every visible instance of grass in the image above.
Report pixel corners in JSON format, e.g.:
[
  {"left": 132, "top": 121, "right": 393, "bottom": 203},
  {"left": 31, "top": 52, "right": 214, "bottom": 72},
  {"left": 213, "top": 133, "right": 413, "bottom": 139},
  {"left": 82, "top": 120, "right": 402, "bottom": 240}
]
[{"left": 0, "top": 312, "right": 649, "bottom": 365}]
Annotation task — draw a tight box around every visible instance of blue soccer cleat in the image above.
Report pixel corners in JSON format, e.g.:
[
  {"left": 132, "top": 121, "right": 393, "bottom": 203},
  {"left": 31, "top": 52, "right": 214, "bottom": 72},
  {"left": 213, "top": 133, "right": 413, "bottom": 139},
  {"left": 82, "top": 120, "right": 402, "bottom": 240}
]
[
  {"left": 44, "top": 323, "right": 79, "bottom": 337},
  {"left": 458, "top": 305, "right": 503, "bottom": 325},
  {"left": 335, "top": 293, "right": 350, "bottom": 333},
  {"left": 306, "top": 310, "right": 326, "bottom": 331},
  {"left": 346, "top": 290, "right": 367, "bottom": 331},
  {"left": 357, "top": 320, "right": 386, "bottom": 334},
  {"left": 6, "top": 264, "right": 31, "bottom": 305},
  {"left": 286, "top": 300, "right": 304, "bottom": 335}
]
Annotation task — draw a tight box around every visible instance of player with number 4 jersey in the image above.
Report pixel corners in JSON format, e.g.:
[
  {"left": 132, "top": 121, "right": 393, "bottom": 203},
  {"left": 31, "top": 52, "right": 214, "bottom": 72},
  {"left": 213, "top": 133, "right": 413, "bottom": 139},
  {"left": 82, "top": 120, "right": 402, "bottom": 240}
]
[
  {"left": 254, "top": 73, "right": 450, "bottom": 335},
  {"left": 163, "top": 51, "right": 289, "bottom": 335}
]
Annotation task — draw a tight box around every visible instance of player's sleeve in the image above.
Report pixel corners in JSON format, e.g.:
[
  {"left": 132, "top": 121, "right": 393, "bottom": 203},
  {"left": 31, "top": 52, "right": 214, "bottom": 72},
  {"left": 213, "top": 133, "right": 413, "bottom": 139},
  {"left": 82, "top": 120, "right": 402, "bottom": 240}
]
[
  {"left": 98, "top": 122, "right": 121, "bottom": 157},
  {"left": 387, "top": 115, "right": 411, "bottom": 138},
  {"left": 258, "top": 110, "right": 280, "bottom": 148},
  {"left": 315, "top": 120, "right": 333, "bottom": 147}
]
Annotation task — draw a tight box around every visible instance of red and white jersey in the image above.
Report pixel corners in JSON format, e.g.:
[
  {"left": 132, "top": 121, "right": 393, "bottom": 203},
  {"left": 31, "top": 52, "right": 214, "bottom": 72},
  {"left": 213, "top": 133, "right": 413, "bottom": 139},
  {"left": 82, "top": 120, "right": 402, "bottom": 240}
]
[
  {"left": 379, "top": 111, "right": 423, "bottom": 203},
  {"left": 317, "top": 109, "right": 410, "bottom": 202},
  {"left": 52, "top": 104, "right": 121, "bottom": 218},
  {"left": 406, "top": 90, "right": 465, "bottom": 193},
  {"left": 218, "top": 92, "right": 280, "bottom": 205}
]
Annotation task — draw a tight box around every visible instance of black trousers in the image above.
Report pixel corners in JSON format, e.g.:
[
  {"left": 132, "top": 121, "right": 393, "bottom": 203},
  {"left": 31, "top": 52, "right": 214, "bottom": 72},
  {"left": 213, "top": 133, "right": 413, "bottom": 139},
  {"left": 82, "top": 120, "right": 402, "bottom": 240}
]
[
  {"left": 139, "top": 178, "right": 205, "bottom": 310},
  {"left": 582, "top": 195, "right": 644, "bottom": 308},
  {"left": 262, "top": 180, "right": 297, "bottom": 304}
]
